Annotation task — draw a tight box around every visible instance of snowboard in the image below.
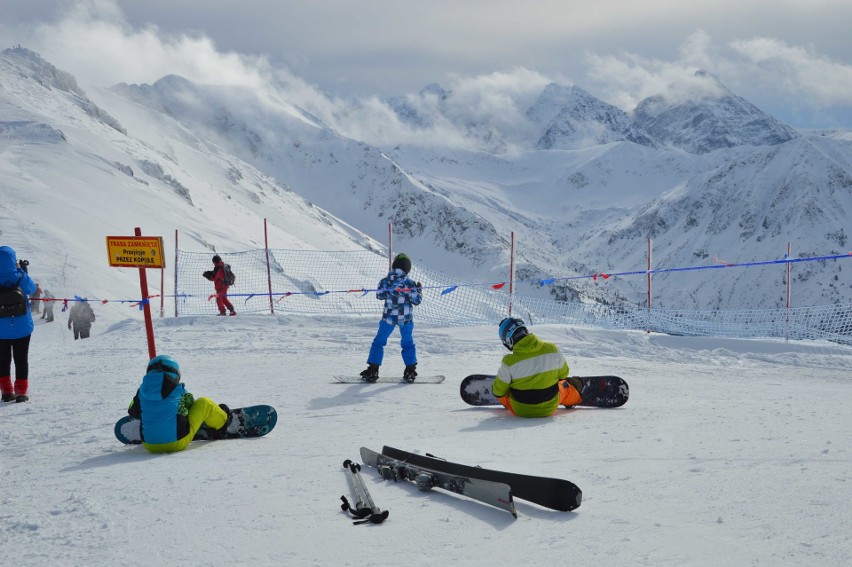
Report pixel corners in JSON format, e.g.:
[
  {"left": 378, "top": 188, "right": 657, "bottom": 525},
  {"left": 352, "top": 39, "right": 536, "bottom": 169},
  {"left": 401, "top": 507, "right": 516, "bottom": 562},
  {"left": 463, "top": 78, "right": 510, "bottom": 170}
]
[
  {"left": 360, "top": 446, "right": 517, "bottom": 517},
  {"left": 114, "top": 405, "right": 277, "bottom": 445},
  {"left": 381, "top": 446, "right": 582, "bottom": 512},
  {"left": 333, "top": 375, "right": 445, "bottom": 384},
  {"left": 460, "top": 374, "right": 629, "bottom": 408}
]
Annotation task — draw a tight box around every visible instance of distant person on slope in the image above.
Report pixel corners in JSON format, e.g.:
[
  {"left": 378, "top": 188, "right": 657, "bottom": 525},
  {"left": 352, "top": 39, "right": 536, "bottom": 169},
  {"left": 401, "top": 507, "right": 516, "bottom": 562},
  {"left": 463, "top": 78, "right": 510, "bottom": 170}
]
[
  {"left": 127, "top": 355, "right": 235, "bottom": 453},
  {"left": 41, "top": 289, "right": 55, "bottom": 322},
  {"left": 30, "top": 282, "right": 42, "bottom": 315},
  {"left": 203, "top": 254, "right": 236, "bottom": 316},
  {"left": 0, "top": 246, "right": 38, "bottom": 402},
  {"left": 492, "top": 318, "right": 584, "bottom": 417},
  {"left": 360, "top": 253, "right": 422, "bottom": 383},
  {"left": 68, "top": 300, "right": 96, "bottom": 339}
]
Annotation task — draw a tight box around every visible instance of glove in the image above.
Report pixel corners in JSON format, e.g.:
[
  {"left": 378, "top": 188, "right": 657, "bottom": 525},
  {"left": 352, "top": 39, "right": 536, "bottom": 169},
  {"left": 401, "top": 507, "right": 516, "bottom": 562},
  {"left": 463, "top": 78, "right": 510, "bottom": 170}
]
[
  {"left": 177, "top": 392, "right": 195, "bottom": 416},
  {"left": 202, "top": 270, "right": 213, "bottom": 280},
  {"left": 415, "top": 282, "right": 422, "bottom": 292}
]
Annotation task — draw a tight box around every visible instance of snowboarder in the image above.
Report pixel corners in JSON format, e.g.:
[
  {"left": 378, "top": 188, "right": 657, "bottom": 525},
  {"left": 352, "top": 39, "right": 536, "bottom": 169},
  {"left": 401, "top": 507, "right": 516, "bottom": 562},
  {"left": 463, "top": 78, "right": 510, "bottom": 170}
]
[
  {"left": 360, "top": 253, "right": 422, "bottom": 383},
  {"left": 68, "top": 300, "right": 95, "bottom": 339},
  {"left": 127, "top": 355, "right": 234, "bottom": 453},
  {"left": 203, "top": 254, "right": 236, "bottom": 316},
  {"left": 0, "top": 247, "right": 38, "bottom": 402},
  {"left": 492, "top": 318, "right": 584, "bottom": 417},
  {"left": 41, "top": 289, "right": 55, "bottom": 322}
]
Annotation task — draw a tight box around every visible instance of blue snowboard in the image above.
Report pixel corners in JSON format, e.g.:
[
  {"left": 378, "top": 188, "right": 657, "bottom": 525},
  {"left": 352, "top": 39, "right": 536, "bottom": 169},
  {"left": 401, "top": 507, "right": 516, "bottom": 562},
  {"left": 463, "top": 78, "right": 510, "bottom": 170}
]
[{"left": 114, "top": 405, "right": 277, "bottom": 445}]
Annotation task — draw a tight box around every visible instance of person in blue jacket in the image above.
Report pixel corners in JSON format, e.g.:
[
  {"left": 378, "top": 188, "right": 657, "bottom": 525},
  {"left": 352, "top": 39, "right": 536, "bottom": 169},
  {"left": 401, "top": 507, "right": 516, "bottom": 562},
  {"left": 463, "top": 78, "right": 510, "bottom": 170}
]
[
  {"left": 360, "top": 253, "right": 423, "bottom": 383},
  {"left": 128, "top": 355, "right": 233, "bottom": 453},
  {"left": 0, "top": 246, "right": 38, "bottom": 402}
]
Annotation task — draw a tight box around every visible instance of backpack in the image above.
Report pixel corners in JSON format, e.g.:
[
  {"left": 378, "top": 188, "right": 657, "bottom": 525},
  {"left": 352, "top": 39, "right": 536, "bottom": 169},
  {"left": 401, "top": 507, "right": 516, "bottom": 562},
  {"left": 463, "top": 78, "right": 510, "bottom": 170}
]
[
  {"left": 0, "top": 277, "right": 27, "bottom": 318},
  {"left": 223, "top": 264, "right": 236, "bottom": 287}
]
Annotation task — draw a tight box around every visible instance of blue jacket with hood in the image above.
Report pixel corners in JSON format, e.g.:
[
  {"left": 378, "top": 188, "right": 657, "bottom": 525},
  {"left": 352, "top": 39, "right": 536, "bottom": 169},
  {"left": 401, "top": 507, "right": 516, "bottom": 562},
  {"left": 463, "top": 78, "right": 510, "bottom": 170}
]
[
  {"left": 0, "top": 246, "right": 37, "bottom": 339},
  {"left": 129, "top": 370, "right": 192, "bottom": 444}
]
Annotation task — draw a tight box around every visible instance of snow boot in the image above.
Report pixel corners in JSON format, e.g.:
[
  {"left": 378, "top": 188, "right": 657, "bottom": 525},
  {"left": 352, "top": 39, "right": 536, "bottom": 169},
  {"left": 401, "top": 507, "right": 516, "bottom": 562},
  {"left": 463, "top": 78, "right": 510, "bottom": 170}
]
[
  {"left": 1, "top": 375, "right": 12, "bottom": 401},
  {"left": 14, "top": 379, "right": 28, "bottom": 403},
  {"left": 360, "top": 364, "right": 379, "bottom": 383},
  {"left": 403, "top": 364, "right": 417, "bottom": 383}
]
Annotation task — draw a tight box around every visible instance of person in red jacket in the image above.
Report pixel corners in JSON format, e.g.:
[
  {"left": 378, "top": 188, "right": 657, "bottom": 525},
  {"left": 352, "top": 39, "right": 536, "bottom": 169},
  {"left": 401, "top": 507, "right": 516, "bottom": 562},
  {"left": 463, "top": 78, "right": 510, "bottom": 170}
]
[{"left": 203, "top": 255, "right": 236, "bottom": 316}]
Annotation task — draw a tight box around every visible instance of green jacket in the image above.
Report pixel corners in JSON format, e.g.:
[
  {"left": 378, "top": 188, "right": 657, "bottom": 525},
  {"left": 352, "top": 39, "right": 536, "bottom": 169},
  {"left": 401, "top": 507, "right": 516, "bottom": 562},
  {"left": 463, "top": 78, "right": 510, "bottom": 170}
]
[{"left": 493, "top": 333, "right": 569, "bottom": 417}]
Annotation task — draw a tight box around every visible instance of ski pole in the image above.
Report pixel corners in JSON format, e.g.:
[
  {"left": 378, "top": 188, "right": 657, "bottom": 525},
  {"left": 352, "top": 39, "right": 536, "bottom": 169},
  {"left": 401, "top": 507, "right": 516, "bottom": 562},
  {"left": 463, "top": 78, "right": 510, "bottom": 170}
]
[{"left": 341, "top": 459, "right": 389, "bottom": 525}]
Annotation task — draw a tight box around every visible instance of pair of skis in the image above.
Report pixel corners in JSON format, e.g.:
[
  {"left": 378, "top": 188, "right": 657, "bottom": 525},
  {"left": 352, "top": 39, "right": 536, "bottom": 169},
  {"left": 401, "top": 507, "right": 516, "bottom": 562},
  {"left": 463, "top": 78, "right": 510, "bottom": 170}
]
[{"left": 359, "top": 446, "right": 581, "bottom": 518}]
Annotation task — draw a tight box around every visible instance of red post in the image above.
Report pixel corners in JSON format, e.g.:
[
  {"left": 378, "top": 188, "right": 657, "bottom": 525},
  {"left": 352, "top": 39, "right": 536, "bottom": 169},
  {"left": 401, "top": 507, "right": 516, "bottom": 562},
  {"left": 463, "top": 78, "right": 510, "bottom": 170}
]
[
  {"left": 785, "top": 242, "right": 791, "bottom": 341},
  {"left": 159, "top": 267, "right": 164, "bottom": 318},
  {"left": 388, "top": 223, "right": 393, "bottom": 271},
  {"left": 265, "top": 218, "right": 274, "bottom": 314},
  {"left": 647, "top": 238, "right": 652, "bottom": 333},
  {"left": 136, "top": 227, "right": 157, "bottom": 359},
  {"left": 174, "top": 230, "right": 179, "bottom": 317},
  {"left": 509, "top": 231, "right": 515, "bottom": 317}
]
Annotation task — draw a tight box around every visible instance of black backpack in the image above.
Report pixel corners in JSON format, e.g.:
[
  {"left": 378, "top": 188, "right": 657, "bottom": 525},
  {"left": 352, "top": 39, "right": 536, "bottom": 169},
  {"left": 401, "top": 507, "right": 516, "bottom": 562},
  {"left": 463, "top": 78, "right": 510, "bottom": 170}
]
[
  {"left": 0, "top": 277, "right": 27, "bottom": 318},
  {"left": 223, "top": 264, "right": 236, "bottom": 287}
]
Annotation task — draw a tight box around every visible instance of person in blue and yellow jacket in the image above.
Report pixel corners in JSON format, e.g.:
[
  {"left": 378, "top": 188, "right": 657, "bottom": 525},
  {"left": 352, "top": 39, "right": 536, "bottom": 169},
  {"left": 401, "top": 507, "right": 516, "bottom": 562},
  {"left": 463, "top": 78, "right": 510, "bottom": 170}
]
[
  {"left": 128, "top": 355, "right": 232, "bottom": 453},
  {"left": 493, "top": 318, "right": 583, "bottom": 417}
]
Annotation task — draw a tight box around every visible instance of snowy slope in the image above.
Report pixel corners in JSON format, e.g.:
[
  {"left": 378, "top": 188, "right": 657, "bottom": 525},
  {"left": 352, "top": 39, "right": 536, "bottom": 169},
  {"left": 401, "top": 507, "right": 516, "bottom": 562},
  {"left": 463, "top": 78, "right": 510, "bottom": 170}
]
[
  {"left": 2, "top": 45, "right": 851, "bottom": 567},
  {"left": 0, "top": 48, "right": 383, "bottom": 329},
  {"left": 2, "top": 315, "right": 851, "bottom": 566},
  {"left": 99, "top": 64, "right": 852, "bottom": 310}
]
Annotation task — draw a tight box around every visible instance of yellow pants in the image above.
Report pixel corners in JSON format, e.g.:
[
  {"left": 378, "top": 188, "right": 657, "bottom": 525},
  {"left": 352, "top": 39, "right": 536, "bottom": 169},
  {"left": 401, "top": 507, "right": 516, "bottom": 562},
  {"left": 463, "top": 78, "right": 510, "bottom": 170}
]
[
  {"left": 143, "top": 397, "right": 228, "bottom": 454},
  {"left": 497, "top": 380, "right": 582, "bottom": 417}
]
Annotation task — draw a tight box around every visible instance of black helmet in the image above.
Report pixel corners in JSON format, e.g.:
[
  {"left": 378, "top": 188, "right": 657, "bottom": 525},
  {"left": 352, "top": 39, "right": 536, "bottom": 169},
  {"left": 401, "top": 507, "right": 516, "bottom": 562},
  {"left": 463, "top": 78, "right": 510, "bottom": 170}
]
[
  {"left": 212, "top": 255, "right": 221, "bottom": 264},
  {"left": 392, "top": 253, "right": 411, "bottom": 274},
  {"left": 498, "top": 317, "right": 528, "bottom": 350}
]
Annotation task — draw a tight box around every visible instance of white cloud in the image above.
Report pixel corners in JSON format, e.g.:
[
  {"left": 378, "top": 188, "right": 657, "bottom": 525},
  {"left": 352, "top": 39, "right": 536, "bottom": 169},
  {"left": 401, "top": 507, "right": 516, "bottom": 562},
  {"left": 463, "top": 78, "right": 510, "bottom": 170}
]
[
  {"left": 730, "top": 37, "right": 852, "bottom": 106},
  {"left": 582, "top": 30, "right": 852, "bottom": 119}
]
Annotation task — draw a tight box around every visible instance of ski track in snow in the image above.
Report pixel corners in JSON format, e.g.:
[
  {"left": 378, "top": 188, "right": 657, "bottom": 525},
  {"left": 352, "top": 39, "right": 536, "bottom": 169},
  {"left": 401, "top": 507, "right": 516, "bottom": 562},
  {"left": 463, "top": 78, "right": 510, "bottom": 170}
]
[{"left": 1, "top": 314, "right": 850, "bottom": 566}]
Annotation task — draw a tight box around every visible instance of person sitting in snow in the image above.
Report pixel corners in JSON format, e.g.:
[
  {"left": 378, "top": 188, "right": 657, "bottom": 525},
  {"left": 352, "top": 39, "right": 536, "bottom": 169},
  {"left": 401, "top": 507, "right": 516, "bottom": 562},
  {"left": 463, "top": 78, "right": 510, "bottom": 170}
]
[
  {"left": 127, "top": 355, "right": 235, "bottom": 453},
  {"left": 492, "top": 318, "right": 584, "bottom": 417},
  {"left": 360, "top": 253, "right": 422, "bottom": 383}
]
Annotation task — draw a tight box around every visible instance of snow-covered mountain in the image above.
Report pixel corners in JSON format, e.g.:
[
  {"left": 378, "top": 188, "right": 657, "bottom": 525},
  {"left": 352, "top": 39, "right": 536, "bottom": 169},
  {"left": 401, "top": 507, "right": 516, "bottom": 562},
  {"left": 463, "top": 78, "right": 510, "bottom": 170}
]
[
  {"left": 633, "top": 70, "right": 800, "bottom": 154},
  {"left": 527, "top": 83, "right": 658, "bottom": 150},
  {"left": 2, "top": 47, "right": 851, "bottom": 312}
]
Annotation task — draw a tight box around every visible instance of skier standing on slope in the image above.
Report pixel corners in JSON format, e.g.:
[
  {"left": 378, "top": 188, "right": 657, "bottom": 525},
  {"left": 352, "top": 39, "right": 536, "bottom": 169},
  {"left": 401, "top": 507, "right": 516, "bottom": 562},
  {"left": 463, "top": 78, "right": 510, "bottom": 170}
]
[
  {"left": 493, "top": 318, "right": 584, "bottom": 417},
  {"left": 360, "top": 253, "right": 422, "bottom": 383}
]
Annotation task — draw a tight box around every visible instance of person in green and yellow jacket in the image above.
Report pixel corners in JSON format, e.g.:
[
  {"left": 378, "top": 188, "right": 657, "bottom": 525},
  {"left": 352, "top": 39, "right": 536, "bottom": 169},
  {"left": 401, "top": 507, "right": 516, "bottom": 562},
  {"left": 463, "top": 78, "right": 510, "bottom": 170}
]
[{"left": 493, "top": 318, "right": 583, "bottom": 417}]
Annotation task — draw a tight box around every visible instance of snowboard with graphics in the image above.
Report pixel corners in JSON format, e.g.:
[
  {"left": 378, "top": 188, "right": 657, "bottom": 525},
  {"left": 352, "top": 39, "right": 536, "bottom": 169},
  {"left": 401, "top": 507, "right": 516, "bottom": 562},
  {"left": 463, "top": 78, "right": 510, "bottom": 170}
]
[
  {"left": 460, "top": 375, "right": 629, "bottom": 408},
  {"left": 114, "top": 405, "right": 277, "bottom": 444}
]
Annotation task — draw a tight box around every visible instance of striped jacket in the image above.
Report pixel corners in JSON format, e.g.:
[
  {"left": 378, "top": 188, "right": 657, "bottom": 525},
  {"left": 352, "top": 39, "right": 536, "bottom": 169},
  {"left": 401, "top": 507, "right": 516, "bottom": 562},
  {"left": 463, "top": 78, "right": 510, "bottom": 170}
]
[{"left": 493, "top": 333, "right": 569, "bottom": 417}]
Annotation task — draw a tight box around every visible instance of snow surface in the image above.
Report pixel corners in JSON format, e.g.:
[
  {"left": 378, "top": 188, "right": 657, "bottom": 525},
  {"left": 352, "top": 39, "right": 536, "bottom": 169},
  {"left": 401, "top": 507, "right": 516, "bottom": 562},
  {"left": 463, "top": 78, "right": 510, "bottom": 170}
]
[
  {"left": 2, "top": 314, "right": 851, "bottom": 566},
  {"left": 1, "top": 45, "right": 851, "bottom": 567}
]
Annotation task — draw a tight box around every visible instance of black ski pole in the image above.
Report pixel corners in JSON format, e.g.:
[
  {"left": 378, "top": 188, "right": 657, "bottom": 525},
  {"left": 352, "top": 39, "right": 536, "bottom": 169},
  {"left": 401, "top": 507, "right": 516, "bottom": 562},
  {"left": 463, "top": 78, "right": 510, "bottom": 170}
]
[{"left": 341, "top": 459, "right": 389, "bottom": 525}]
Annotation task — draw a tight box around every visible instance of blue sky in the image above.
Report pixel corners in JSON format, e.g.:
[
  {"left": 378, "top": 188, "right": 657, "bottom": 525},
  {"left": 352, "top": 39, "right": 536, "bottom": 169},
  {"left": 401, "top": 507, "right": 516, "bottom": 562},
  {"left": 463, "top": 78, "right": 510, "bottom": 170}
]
[{"left": 4, "top": 0, "right": 852, "bottom": 129}]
